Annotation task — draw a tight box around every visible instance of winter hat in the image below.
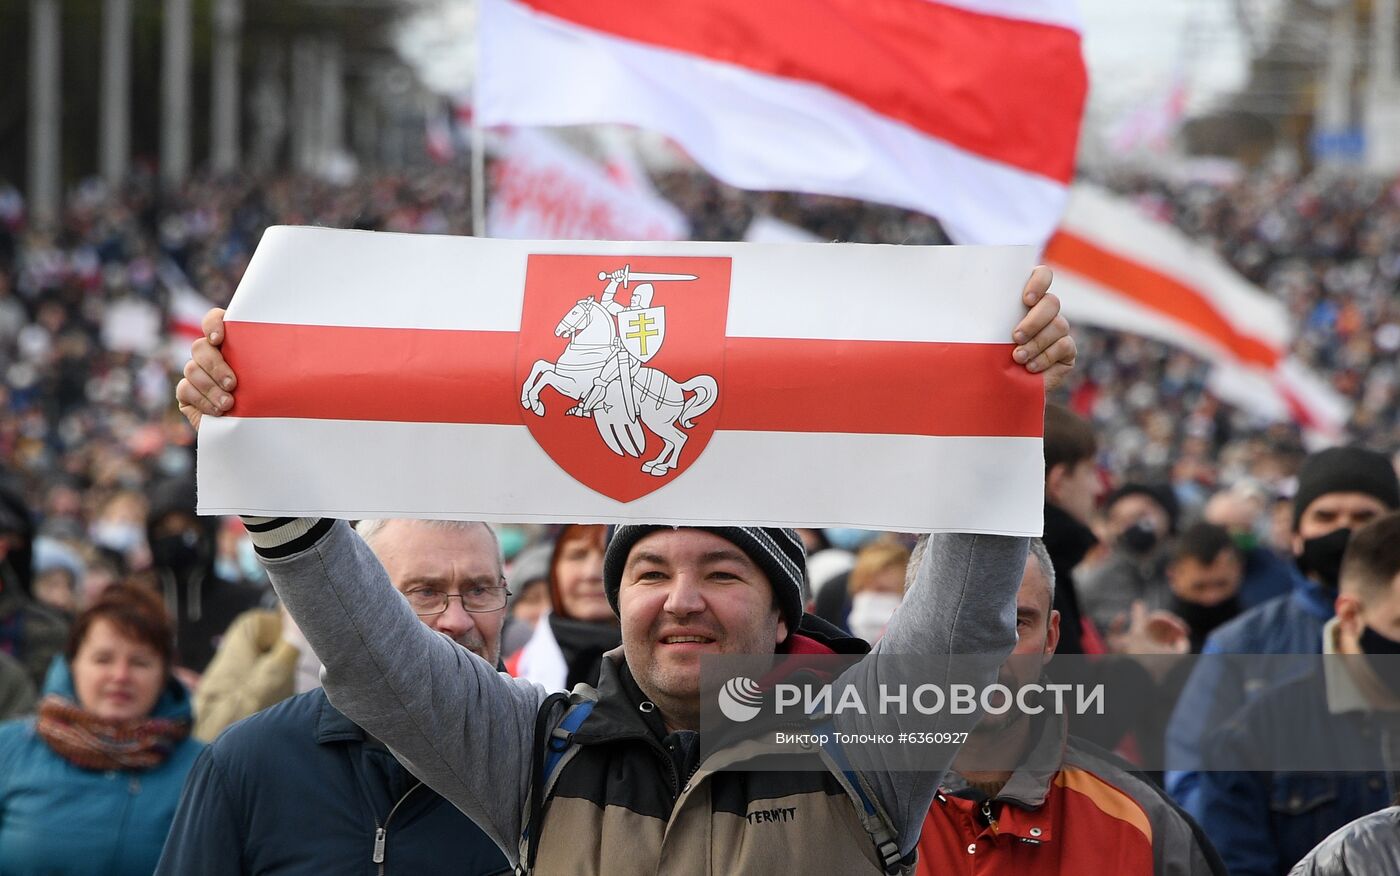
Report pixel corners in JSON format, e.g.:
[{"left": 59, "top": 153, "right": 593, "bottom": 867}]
[
  {"left": 506, "top": 542, "right": 553, "bottom": 610},
  {"left": 603, "top": 526, "right": 806, "bottom": 641},
  {"left": 1103, "top": 483, "right": 1181, "bottom": 535},
  {"left": 1292, "top": 447, "right": 1400, "bottom": 529}
]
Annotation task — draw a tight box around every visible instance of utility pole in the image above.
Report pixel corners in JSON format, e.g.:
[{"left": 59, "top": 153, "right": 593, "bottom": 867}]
[
  {"left": 1366, "top": 0, "right": 1400, "bottom": 172},
  {"left": 291, "top": 36, "right": 319, "bottom": 174},
  {"left": 211, "top": 0, "right": 243, "bottom": 173},
  {"left": 28, "top": 0, "right": 62, "bottom": 227},
  {"left": 101, "top": 0, "right": 132, "bottom": 187},
  {"left": 162, "top": 0, "right": 193, "bottom": 188},
  {"left": 1318, "top": 0, "right": 1358, "bottom": 166}
]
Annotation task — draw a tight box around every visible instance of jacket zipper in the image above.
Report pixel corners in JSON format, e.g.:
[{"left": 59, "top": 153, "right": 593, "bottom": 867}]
[{"left": 372, "top": 780, "right": 424, "bottom": 875}]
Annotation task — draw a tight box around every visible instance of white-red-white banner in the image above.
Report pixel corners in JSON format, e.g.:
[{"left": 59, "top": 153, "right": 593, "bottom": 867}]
[
  {"left": 476, "top": 0, "right": 1087, "bottom": 246},
  {"left": 488, "top": 129, "right": 689, "bottom": 241},
  {"left": 162, "top": 259, "right": 217, "bottom": 368},
  {"left": 1045, "top": 184, "right": 1351, "bottom": 442},
  {"left": 197, "top": 227, "right": 1044, "bottom": 533}
]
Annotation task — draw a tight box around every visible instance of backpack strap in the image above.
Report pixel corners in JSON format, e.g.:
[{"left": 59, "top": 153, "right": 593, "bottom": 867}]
[
  {"left": 819, "top": 724, "right": 906, "bottom": 875},
  {"left": 519, "top": 687, "right": 598, "bottom": 875}
]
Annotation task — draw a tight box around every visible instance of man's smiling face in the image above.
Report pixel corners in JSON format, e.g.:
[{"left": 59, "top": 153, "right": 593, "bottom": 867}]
[{"left": 619, "top": 529, "right": 786, "bottom": 728}]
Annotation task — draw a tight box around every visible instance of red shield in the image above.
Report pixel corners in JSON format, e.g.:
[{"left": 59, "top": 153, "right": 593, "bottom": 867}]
[{"left": 516, "top": 254, "right": 731, "bottom": 503}]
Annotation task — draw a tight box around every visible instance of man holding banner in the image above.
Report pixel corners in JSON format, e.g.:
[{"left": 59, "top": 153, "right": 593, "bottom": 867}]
[{"left": 177, "top": 260, "right": 1074, "bottom": 874}]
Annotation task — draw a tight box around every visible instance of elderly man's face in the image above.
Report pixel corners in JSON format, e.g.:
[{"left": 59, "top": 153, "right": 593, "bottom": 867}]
[
  {"left": 618, "top": 529, "right": 786, "bottom": 728},
  {"left": 369, "top": 520, "right": 506, "bottom": 666},
  {"left": 978, "top": 555, "right": 1060, "bottom": 734}
]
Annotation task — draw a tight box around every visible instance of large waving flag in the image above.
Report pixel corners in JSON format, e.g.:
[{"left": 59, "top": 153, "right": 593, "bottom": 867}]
[
  {"left": 476, "top": 0, "right": 1088, "bottom": 245},
  {"left": 488, "top": 129, "right": 689, "bottom": 240},
  {"left": 1046, "top": 184, "right": 1351, "bottom": 443},
  {"left": 197, "top": 228, "right": 1044, "bottom": 533}
]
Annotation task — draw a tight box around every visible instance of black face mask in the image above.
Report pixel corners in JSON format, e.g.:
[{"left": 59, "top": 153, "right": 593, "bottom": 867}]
[
  {"left": 1359, "top": 625, "right": 1400, "bottom": 697},
  {"left": 151, "top": 530, "right": 201, "bottom": 574},
  {"left": 1118, "top": 520, "right": 1159, "bottom": 556},
  {"left": 1169, "top": 595, "right": 1241, "bottom": 645},
  {"left": 1296, "top": 528, "right": 1352, "bottom": 592}
]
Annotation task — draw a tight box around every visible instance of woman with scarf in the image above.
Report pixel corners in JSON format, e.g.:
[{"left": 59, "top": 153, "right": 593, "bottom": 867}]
[
  {"left": 506, "top": 524, "right": 620, "bottom": 690},
  {"left": 0, "top": 584, "right": 202, "bottom": 875}
]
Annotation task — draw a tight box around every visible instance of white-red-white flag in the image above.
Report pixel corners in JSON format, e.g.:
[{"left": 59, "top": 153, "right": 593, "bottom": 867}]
[
  {"left": 197, "top": 227, "right": 1044, "bottom": 533},
  {"left": 595, "top": 127, "right": 656, "bottom": 196},
  {"left": 162, "top": 260, "right": 217, "bottom": 367},
  {"left": 488, "top": 129, "right": 688, "bottom": 241},
  {"left": 476, "top": 0, "right": 1088, "bottom": 246},
  {"left": 1109, "top": 72, "right": 1189, "bottom": 155},
  {"left": 1045, "top": 184, "right": 1351, "bottom": 442},
  {"left": 426, "top": 112, "right": 456, "bottom": 164}
]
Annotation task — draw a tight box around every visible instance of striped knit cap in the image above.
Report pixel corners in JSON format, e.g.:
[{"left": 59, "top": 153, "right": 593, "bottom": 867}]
[{"left": 603, "top": 526, "right": 806, "bottom": 641}]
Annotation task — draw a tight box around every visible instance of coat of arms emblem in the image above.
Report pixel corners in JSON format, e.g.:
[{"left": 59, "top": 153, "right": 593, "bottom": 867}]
[{"left": 517, "top": 255, "right": 730, "bottom": 502}]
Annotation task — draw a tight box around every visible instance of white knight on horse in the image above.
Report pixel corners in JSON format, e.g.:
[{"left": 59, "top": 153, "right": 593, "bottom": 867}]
[{"left": 520, "top": 265, "right": 718, "bottom": 477}]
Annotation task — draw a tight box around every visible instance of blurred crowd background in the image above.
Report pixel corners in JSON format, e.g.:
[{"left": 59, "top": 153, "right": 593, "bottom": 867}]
[{"left": 0, "top": 165, "right": 1394, "bottom": 635}]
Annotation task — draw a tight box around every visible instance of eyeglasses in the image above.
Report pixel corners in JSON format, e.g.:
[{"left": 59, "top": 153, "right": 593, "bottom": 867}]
[{"left": 403, "top": 582, "right": 511, "bottom": 616}]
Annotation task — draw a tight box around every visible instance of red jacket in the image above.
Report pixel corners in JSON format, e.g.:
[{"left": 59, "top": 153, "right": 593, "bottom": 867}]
[{"left": 917, "top": 715, "right": 1222, "bottom": 876}]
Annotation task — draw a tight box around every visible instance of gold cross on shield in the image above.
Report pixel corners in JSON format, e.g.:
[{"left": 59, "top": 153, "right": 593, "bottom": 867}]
[{"left": 626, "top": 312, "right": 660, "bottom": 357}]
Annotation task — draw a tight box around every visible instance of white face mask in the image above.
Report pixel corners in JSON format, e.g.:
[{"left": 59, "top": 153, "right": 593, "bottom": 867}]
[
  {"left": 91, "top": 521, "right": 143, "bottom": 554},
  {"left": 847, "top": 592, "right": 904, "bottom": 645}
]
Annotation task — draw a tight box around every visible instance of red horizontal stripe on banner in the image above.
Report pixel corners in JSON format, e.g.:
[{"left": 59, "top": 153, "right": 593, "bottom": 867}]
[
  {"left": 719, "top": 338, "right": 1042, "bottom": 436},
  {"left": 1044, "top": 231, "right": 1282, "bottom": 369},
  {"left": 519, "top": 0, "right": 1084, "bottom": 184},
  {"left": 222, "top": 322, "right": 523, "bottom": 424},
  {"left": 222, "top": 322, "right": 1040, "bottom": 437}
]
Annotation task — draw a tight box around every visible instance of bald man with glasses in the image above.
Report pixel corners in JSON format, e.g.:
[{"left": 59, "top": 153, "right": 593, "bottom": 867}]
[{"left": 157, "top": 519, "right": 511, "bottom": 876}]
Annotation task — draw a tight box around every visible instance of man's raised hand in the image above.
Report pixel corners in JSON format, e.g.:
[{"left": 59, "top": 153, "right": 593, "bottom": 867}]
[
  {"left": 175, "top": 308, "right": 236, "bottom": 431},
  {"left": 1012, "top": 266, "right": 1075, "bottom": 391}
]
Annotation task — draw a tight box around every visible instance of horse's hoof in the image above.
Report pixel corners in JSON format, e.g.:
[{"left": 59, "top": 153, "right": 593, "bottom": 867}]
[{"left": 531, "top": 402, "right": 545, "bottom": 417}]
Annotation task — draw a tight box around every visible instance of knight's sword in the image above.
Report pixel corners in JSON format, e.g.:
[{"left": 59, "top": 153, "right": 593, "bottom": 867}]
[{"left": 598, "top": 264, "right": 698, "bottom": 288}]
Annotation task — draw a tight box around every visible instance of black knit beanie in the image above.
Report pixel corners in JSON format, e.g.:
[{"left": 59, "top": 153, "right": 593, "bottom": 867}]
[
  {"left": 1292, "top": 447, "right": 1400, "bottom": 529},
  {"left": 1103, "top": 482, "right": 1181, "bottom": 535},
  {"left": 603, "top": 525, "right": 806, "bottom": 641}
]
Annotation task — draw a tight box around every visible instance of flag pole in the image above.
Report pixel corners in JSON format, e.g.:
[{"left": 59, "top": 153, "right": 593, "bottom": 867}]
[{"left": 471, "top": 110, "right": 486, "bottom": 237}]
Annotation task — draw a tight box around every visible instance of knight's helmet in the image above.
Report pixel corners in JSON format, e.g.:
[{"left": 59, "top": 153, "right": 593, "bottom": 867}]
[{"left": 627, "top": 282, "right": 656, "bottom": 309}]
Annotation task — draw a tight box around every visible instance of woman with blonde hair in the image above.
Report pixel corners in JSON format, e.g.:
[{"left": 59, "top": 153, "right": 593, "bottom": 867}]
[{"left": 845, "top": 539, "right": 911, "bottom": 645}]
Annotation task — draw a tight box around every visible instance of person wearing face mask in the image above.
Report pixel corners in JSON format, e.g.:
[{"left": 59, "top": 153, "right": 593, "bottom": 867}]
[
  {"left": 144, "top": 479, "right": 265, "bottom": 683},
  {"left": 1077, "top": 483, "right": 1179, "bottom": 635},
  {"left": 1166, "top": 446, "right": 1400, "bottom": 813},
  {"left": 505, "top": 524, "right": 620, "bottom": 690},
  {"left": 1203, "top": 485, "right": 1295, "bottom": 610},
  {"left": 0, "top": 484, "right": 68, "bottom": 691},
  {"left": 1193, "top": 512, "right": 1400, "bottom": 876},
  {"left": 844, "top": 540, "right": 910, "bottom": 646},
  {"left": 1164, "top": 523, "right": 1245, "bottom": 654}
]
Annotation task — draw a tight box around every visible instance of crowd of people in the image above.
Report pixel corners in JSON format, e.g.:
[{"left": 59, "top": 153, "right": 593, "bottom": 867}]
[{"left": 0, "top": 163, "right": 1395, "bottom": 874}]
